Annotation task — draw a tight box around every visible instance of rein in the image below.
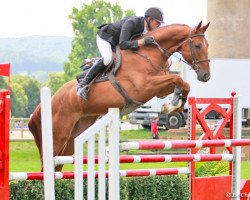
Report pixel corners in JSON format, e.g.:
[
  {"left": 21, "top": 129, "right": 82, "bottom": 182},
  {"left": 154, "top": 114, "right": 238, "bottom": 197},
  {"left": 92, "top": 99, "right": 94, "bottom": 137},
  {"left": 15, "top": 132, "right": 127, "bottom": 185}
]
[{"left": 133, "top": 51, "right": 168, "bottom": 73}]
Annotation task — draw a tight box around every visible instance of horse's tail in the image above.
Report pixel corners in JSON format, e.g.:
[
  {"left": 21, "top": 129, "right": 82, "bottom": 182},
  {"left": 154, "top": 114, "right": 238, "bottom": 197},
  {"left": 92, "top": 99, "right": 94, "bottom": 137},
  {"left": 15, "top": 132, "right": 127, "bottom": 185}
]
[{"left": 28, "top": 104, "right": 43, "bottom": 162}]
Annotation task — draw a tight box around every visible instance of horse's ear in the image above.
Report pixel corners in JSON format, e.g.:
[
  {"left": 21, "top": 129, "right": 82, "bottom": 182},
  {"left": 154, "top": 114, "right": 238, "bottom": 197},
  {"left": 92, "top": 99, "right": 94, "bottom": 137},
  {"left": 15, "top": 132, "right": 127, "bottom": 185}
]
[
  {"left": 202, "top": 22, "right": 210, "bottom": 33},
  {"left": 195, "top": 21, "right": 203, "bottom": 32}
]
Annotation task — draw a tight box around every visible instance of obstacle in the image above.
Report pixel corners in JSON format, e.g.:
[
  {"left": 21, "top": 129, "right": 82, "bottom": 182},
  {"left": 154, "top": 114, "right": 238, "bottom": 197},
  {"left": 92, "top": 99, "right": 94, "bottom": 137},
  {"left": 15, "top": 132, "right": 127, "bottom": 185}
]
[
  {"left": 188, "top": 93, "right": 243, "bottom": 200},
  {"left": 44, "top": 89, "right": 249, "bottom": 200},
  {"left": 1, "top": 84, "right": 250, "bottom": 200}
]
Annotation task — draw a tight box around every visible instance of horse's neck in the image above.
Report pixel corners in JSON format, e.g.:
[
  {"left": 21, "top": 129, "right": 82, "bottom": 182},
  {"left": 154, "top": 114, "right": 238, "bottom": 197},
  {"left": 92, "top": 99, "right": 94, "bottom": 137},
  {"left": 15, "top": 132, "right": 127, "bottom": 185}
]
[{"left": 153, "top": 25, "right": 190, "bottom": 52}]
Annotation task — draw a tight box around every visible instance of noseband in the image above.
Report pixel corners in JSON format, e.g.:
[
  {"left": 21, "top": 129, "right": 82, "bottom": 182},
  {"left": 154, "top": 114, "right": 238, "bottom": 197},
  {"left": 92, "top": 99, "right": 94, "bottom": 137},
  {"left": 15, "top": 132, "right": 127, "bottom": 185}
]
[{"left": 153, "top": 29, "right": 210, "bottom": 72}]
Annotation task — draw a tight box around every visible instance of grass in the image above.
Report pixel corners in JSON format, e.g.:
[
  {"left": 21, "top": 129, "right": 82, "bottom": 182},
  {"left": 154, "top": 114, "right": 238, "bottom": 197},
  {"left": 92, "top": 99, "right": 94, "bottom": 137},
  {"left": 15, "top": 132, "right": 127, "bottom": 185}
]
[
  {"left": 10, "top": 141, "right": 41, "bottom": 171},
  {"left": 242, "top": 162, "right": 250, "bottom": 179},
  {"left": 10, "top": 138, "right": 250, "bottom": 179}
]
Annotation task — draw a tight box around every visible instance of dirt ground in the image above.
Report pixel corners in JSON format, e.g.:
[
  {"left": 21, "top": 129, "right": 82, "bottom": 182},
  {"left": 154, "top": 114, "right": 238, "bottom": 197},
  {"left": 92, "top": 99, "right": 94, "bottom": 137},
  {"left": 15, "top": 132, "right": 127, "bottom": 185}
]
[
  {"left": 10, "top": 130, "right": 34, "bottom": 140},
  {"left": 9, "top": 122, "right": 142, "bottom": 140}
]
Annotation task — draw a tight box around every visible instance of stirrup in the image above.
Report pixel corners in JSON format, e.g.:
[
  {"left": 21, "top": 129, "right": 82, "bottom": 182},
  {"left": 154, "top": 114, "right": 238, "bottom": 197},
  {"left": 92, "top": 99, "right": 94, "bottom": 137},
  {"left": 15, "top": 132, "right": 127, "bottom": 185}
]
[{"left": 77, "top": 85, "right": 90, "bottom": 100}]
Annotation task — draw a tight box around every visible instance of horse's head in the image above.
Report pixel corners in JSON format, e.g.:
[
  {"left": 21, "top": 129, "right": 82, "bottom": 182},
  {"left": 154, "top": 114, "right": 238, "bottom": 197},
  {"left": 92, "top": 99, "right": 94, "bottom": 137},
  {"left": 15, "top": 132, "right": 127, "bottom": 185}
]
[{"left": 178, "top": 21, "right": 210, "bottom": 82}]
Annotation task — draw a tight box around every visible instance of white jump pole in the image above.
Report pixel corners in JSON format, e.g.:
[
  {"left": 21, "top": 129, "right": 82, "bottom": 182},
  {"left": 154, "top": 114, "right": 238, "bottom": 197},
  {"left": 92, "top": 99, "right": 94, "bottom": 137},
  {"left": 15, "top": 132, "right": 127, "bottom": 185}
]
[
  {"left": 108, "top": 108, "right": 120, "bottom": 200},
  {"left": 232, "top": 95, "right": 242, "bottom": 200},
  {"left": 41, "top": 87, "right": 55, "bottom": 200}
]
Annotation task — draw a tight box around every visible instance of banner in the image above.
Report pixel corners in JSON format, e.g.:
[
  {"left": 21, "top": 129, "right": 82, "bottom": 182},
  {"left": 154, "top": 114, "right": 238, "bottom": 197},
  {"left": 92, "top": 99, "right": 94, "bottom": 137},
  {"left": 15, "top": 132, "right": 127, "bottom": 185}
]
[
  {"left": 0, "top": 64, "right": 10, "bottom": 77},
  {"left": 0, "top": 63, "right": 11, "bottom": 90}
]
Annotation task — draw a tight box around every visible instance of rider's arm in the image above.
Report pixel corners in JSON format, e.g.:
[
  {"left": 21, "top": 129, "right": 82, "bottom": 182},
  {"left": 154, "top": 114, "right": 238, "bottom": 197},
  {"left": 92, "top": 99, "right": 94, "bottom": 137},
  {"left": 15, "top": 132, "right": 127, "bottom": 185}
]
[
  {"left": 119, "top": 18, "right": 154, "bottom": 50},
  {"left": 119, "top": 19, "right": 140, "bottom": 50}
]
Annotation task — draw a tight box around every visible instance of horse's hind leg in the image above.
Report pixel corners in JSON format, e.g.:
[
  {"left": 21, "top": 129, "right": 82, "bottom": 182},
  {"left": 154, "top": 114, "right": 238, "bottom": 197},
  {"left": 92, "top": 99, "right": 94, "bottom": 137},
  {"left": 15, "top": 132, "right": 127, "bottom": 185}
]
[
  {"left": 54, "top": 116, "right": 98, "bottom": 171},
  {"left": 28, "top": 105, "right": 45, "bottom": 170}
]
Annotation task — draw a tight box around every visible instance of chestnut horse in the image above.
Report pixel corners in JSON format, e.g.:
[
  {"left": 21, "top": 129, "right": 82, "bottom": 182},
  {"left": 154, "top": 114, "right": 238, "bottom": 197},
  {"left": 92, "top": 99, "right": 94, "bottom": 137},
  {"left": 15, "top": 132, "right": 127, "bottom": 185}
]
[{"left": 29, "top": 21, "right": 210, "bottom": 171}]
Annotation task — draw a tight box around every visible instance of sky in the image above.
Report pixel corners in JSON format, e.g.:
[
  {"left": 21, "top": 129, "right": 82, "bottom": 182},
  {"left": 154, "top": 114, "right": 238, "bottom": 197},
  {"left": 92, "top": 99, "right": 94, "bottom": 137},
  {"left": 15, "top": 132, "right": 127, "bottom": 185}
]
[{"left": 0, "top": 0, "right": 207, "bottom": 38}]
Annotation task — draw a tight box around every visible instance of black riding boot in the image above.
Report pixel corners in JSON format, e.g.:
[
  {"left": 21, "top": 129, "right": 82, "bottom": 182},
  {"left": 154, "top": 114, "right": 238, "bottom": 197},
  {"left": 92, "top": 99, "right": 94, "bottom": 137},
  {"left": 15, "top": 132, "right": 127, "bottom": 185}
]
[{"left": 77, "top": 59, "right": 106, "bottom": 100}]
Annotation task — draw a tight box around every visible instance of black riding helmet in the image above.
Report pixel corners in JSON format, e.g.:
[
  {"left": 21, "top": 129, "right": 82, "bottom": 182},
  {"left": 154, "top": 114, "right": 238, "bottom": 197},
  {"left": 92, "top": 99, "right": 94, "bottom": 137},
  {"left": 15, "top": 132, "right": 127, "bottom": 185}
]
[{"left": 144, "top": 7, "right": 164, "bottom": 23}]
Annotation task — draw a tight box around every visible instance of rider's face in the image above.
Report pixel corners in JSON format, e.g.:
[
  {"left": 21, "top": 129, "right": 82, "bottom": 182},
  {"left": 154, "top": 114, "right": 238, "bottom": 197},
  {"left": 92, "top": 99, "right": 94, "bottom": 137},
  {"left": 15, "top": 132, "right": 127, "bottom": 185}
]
[{"left": 149, "top": 19, "right": 161, "bottom": 31}]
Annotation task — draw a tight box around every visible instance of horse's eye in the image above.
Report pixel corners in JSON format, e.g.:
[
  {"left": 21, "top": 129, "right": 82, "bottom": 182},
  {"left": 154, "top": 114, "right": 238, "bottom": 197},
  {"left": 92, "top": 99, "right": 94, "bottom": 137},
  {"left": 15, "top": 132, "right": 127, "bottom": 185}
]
[{"left": 195, "top": 44, "right": 201, "bottom": 49}]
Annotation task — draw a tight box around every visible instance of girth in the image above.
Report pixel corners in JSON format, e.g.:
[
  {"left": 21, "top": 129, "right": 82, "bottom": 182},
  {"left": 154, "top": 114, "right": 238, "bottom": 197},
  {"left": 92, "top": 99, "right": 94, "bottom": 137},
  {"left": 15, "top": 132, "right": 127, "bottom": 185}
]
[{"left": 107, "top": 72, "right": 143, "bottom": 115}]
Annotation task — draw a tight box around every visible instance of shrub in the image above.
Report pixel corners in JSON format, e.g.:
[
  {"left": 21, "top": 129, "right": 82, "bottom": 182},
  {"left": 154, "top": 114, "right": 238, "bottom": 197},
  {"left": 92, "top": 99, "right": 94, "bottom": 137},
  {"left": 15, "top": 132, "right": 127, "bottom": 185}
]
[{"left": 10, "top": 175, "right": 189, "bottom": 200}]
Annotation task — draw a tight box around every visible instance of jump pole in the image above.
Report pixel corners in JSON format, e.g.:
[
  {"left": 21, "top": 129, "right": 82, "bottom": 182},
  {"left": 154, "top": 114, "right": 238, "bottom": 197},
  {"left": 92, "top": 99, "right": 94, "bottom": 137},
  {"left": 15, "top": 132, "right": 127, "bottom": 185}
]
[
  {"left": 120, "top": 139, "right": 250, "bottom": 150},
  {"left": 54, "top": 154, "right": 234, "bottom": 165},
  {"left": 233, "top": 95, "right": 242, "bottom": 199},
  {"left": 10, "top": 167, "right": 190, "bottom": 180},
  {"left": 41, "top": 87, "right": 55, "bottom": 200}
]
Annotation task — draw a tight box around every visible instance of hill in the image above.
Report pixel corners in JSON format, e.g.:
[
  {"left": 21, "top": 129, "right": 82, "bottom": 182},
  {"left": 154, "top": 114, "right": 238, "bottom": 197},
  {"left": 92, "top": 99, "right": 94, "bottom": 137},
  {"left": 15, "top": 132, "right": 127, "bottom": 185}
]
[{"left": 0, "top": 36, "right": 72, "bottom": 74}]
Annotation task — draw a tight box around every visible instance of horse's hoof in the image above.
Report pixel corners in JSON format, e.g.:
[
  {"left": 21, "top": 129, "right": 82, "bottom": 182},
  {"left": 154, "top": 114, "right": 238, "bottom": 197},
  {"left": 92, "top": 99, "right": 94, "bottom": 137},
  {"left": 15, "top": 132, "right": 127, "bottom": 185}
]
[{"left": 161, "top": 100, "right": 182, "bottom": 114}]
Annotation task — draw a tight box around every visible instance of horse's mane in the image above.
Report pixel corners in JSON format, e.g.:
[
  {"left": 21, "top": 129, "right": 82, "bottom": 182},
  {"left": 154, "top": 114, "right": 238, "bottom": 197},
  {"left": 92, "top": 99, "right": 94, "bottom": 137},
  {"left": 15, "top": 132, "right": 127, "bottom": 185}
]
[
  {"left": 150, "top": 23, "right": 190, "bottom": 35},
  {"left": 162, "top": 23, "right": 189, "bottom": 28},
  {"left": 146, "top": 23, "right": 192, "bottom": 42},
  {"left": 131, "top": 24, "right": 191, "bottom": 41}
]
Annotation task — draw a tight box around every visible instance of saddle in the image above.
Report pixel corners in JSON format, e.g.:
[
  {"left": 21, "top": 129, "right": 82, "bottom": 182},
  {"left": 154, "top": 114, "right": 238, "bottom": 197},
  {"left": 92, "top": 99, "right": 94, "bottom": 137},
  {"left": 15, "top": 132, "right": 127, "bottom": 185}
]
[
  {"left": 76, "top": 47, "right": 143, "bottom": 115},
  {"left": 76, "top": 47, "right": 122, "bottom": 83}
]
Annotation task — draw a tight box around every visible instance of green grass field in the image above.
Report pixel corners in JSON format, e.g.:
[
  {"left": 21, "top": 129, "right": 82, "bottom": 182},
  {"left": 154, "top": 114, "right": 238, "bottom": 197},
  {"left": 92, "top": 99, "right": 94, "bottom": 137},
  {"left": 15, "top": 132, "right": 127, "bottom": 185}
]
[{"left": 10, "top": 128, "right": 250, "bottom": 179}]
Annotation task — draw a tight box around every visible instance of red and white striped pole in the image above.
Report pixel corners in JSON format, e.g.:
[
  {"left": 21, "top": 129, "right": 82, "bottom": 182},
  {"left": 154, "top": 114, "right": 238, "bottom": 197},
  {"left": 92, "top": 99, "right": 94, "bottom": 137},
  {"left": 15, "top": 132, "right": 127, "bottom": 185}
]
[
  {"left": 10, "top": 167, "right": 190, "bottom": 180},
  {"left": 120, "top": 139, "right": 250, "bottom": 150},
  {"left": 54, "top": 154, "right": 233, "bottom": 165}
]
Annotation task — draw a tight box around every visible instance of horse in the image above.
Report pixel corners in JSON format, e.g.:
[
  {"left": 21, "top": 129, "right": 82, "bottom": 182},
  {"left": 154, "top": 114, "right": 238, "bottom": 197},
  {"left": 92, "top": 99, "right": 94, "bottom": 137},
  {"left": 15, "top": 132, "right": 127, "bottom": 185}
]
[{"left": 28, "top": 21, "right": 210, "bottom": 171}]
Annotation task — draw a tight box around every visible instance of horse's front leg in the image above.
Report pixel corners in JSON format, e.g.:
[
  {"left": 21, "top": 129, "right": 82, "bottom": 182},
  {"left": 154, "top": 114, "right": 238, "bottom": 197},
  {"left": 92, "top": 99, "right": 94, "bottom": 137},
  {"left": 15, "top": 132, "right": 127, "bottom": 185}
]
[
  {"left": 172, "top": 79, "right": 190, "bottom": 106},
  {"left": 180, "top": 81, "right": 190, "bottom": 108},
  {"left": 161, "top": 81, "right": 190, "bottom": 114},
  {"left": 151, "top": 74, "right": 184, "bottom": 97},
  {"left": 153, "top": 74, "right": 190, "bottom": 114}
]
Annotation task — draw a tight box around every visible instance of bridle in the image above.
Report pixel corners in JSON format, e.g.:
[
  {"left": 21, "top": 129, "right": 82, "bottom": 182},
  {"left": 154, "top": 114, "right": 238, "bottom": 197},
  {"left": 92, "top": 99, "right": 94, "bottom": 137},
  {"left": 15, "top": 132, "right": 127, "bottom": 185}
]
[{"left": 152, "top": 29, "right": 210, "bottom": 72}]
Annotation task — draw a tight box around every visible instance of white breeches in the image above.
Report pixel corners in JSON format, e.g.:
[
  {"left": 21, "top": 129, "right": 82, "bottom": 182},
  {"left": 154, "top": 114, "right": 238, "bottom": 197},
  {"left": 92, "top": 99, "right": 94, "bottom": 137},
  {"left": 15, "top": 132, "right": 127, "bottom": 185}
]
[{"left": 96, "top": 35, "right": 113, "bottom": 66}]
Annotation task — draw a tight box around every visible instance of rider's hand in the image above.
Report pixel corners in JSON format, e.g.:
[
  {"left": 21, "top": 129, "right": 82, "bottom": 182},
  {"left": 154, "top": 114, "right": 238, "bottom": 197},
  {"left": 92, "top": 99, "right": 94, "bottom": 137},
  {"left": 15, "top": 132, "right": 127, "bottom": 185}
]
[{"left": 142, "top": 36, "right": 155, "bottom": 46}]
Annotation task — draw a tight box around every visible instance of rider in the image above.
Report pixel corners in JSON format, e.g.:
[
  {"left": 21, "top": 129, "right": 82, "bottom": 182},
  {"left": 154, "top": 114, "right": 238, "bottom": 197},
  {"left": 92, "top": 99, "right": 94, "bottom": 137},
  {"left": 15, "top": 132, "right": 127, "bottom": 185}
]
[{"left": 77, "top": 7, "right": 165, "bottom": 100}]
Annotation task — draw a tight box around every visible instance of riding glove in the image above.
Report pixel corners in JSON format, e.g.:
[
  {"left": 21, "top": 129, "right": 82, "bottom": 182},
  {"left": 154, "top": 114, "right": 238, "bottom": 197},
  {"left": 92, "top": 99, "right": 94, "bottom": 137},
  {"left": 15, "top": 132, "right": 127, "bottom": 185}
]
[{"left": 142, "top": 36, "right": 155, "bottom": 46}]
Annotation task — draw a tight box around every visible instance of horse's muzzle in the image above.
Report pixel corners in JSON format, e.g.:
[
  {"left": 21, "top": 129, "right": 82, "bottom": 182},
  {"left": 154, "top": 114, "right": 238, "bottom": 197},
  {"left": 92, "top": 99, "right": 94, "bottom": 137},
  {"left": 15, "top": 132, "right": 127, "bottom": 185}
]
[{"left": 198, "top": 72, "right": 210, "bottom": 82}]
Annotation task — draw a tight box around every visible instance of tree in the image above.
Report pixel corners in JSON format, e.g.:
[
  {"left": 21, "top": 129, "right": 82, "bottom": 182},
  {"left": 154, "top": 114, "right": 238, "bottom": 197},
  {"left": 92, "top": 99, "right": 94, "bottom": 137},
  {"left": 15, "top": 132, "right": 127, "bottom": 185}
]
[
  {"left": 0, "top": 77, "right": 7, "bottom": 89},
  {"left": 10, "top": 83, "right": 28, "bottom": 117},
  {"left": 45, "top": 72, "right": 65, "bottom": 95},
  {"left": 64, "top": 0, "right": 135, "bottom": 80},
  {"left": 11, "top": 75, "right": 41, "bottom": 117}
]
